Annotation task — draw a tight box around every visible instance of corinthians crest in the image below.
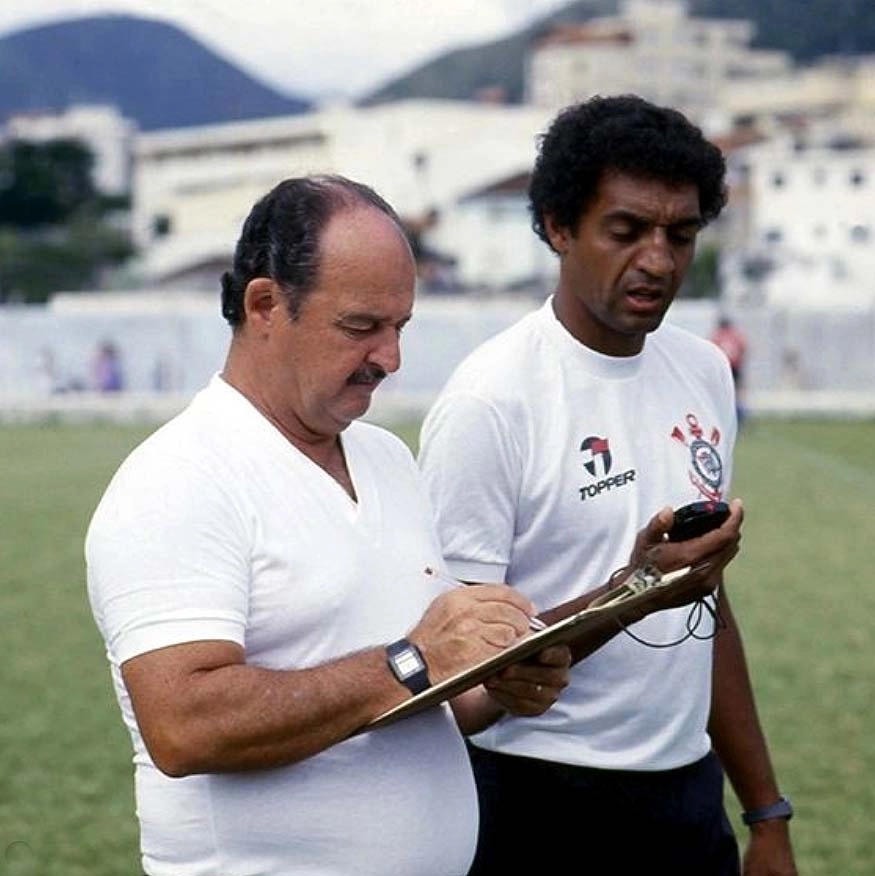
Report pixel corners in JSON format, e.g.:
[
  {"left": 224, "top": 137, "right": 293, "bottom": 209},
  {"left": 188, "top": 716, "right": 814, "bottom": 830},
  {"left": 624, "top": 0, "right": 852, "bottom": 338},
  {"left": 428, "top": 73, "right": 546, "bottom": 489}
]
[{"left": 671, "top": 414, "right": 724, "bottom": 501}]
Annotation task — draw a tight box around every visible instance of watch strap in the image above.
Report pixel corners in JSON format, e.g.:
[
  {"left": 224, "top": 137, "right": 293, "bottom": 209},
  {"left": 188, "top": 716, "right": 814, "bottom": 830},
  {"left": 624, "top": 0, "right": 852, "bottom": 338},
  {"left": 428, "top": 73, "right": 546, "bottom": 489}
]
[
  {"left": 386, "top": 638, "right": 430, "bottom": 695},
  {"left": 742, "top": 795, "right": 793, "bottom": 826}
]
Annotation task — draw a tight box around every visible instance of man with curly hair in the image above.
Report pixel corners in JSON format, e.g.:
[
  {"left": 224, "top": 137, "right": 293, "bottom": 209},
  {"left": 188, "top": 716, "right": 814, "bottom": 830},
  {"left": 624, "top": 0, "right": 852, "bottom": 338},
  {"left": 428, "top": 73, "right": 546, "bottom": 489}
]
[{"left": 419, "top": 96, "right": 797, "bottom": 875}]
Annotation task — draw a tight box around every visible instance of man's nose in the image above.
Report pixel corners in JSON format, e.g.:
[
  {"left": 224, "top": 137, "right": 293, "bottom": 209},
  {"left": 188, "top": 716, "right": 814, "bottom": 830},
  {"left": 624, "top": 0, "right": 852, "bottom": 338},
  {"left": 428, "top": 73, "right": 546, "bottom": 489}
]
[
  {"left": 368, "top": 327, "right": 402, "bottom": 374},
  {"left": 636, "top": 230, "right": 675, "bottom": 278}
]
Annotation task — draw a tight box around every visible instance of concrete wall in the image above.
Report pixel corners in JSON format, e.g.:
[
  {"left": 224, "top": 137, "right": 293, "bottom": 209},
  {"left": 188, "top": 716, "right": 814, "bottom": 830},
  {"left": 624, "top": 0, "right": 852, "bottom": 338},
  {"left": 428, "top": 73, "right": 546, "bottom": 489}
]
[{"left": 3, "top": 293, "right": 874, "bottom": 423}]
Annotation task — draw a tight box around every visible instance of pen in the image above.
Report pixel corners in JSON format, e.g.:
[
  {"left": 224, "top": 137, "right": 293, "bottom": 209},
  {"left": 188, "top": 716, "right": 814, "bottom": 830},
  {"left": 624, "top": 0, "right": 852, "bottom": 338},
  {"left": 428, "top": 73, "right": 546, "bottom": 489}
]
[{"left": 424, "top": 566, "right": 548, "bottom": 632}]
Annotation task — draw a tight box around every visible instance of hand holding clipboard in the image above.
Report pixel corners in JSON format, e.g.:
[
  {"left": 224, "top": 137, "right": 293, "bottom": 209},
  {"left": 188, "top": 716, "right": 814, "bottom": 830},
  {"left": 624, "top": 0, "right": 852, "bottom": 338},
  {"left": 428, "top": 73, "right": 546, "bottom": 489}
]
[
  {"left": 365, "top": 561, "right": 697, "bottom": 731},
  {"left": 366, "top": 499, "right": 739, "bottom": 731}
]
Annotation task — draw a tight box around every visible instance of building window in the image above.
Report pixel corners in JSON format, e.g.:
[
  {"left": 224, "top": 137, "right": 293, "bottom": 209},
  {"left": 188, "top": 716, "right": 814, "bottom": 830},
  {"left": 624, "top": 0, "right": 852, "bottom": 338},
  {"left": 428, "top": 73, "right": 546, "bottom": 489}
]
[
  {"left": 152, "top": 214, "right": 172, "bottom": 237},
  {"left": 850, "top": 225, "right": 870, "bottom": 243},
  {"left": 764, "top": 228, "right": 783, "bottom": 243},
  {"left": 771, "top": 171, "right": 786, "bottom": 188},
  {"left": 850, "top": 169, "right": 865, "bottom": 187}
]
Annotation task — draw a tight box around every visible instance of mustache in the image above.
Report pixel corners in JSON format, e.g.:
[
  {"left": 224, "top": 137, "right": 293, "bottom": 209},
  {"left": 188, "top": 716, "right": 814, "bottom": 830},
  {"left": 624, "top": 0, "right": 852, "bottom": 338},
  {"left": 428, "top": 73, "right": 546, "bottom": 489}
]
[{"left": 347, "top": 364, "right": 387, "bottom": 386}]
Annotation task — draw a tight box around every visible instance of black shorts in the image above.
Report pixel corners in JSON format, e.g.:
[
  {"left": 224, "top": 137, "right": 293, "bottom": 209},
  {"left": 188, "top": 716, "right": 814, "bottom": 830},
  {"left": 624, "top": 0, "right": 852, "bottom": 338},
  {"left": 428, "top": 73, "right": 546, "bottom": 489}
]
[{"left": 467, "top": 743, "right": 739, "bottom": 876}]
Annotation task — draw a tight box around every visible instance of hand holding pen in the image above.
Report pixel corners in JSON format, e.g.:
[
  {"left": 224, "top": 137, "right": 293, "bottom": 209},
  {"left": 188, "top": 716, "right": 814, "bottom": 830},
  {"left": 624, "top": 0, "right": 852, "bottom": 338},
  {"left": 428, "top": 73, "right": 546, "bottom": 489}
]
[
  {"left": 422, "top": 567, "right": 569, "bottom": 723},
  {"left": 424, "top": 566, "right": 548, "bottom": 632},
  {"left": 405, "top": 571, "right": 542, "bottom": 686}
]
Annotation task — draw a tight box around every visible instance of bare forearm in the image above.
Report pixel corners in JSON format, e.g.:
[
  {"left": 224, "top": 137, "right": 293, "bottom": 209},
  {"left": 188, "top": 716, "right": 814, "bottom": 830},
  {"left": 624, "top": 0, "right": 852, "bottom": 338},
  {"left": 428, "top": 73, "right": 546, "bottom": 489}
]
[
  {"left": 125, "top": 646, "right": 407, "bottom": 776},
  {"left": 539, "top": 583, "right": 618, "bottom": 664},
  {"left": 710, "top": 591, "right": 797, "bottom": 873},
  {"left": 451, "top": 686, "right": 506, "bottom": 736},
  {"left": 709, "top": 591, "right": 781, "bottom": 808},
  {"left": 536, "top": 513, "right": 739, "bottom": 666},
  {"left": 125, "top": 586, "right": 543, "bottom": 777},
  {"left": 539, "top": 578, "right": 674, "bottom": 665}
]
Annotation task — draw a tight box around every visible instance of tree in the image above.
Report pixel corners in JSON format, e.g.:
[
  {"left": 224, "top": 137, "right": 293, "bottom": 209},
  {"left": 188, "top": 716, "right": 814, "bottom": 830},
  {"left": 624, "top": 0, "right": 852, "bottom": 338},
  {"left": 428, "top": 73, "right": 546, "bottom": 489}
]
[
  {"left": 0, "top": 139, "right": 96, "bottom": 226},
  {"left": 680, "top": 243, "right": 721, "bottom": 300},
  {"left": 0, "top": 138, "right": 134, "bottom": 303}
]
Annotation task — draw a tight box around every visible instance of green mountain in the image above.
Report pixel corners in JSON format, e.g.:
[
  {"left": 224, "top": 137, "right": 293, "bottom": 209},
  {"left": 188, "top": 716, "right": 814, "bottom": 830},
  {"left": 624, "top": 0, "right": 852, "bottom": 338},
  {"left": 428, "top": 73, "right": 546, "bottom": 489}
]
[{"left": 363, "top": 0, "right": 875, "bottom": 105}]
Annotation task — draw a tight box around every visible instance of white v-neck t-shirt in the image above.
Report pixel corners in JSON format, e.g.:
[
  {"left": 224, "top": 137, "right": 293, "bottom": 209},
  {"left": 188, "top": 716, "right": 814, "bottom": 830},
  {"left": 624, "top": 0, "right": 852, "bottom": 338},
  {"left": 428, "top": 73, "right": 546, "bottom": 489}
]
[{"left": 86, "top": 375, "right": 478, "bottom": 876}]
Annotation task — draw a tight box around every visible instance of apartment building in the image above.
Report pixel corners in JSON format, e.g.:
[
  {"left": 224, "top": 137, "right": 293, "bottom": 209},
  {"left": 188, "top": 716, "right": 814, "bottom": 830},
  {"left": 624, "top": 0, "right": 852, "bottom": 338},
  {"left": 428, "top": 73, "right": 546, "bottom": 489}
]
[
  {"left": 131, "top": 100, "right": 552, "bottom": 286},
  {"left": 723, "top": 138, "right": 875, "bottom": 308},
  {"left": 526, "top": 0, "right": 784, "bottom": 129}
]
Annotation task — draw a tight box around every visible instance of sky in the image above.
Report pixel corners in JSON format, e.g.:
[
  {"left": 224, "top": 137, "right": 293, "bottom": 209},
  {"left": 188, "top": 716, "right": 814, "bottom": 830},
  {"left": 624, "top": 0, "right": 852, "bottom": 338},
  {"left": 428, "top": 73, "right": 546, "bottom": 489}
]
[{"left": 0, "top": 0, "right": 573, "bottom": 99}]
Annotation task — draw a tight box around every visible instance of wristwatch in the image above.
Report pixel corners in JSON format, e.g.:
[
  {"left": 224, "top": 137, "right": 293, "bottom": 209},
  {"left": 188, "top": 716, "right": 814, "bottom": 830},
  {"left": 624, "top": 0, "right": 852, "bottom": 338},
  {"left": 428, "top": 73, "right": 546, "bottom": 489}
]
[
  {"left": 741, "top": 795, "right": 794, "bottom": 826},
  {"left": 386, "top": 638, "right": 430, "bottom": 695}
]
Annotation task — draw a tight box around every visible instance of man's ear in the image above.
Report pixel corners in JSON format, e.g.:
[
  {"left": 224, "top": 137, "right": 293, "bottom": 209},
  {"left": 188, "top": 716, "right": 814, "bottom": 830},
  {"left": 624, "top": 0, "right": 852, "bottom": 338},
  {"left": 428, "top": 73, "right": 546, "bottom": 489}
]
[
  {"left": 243, "top": 278, "right": 281, "bottom": 332},
  {"left": 544, "top": 215, "right": 570, "bottom": 255}
]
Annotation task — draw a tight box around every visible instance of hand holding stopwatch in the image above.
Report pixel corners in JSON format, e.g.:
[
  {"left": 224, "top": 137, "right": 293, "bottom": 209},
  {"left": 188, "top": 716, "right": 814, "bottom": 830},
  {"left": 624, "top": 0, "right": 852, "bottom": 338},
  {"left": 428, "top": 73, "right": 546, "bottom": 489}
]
[{"left": 667, "top": 501, "right": 730, "bottom": 542}]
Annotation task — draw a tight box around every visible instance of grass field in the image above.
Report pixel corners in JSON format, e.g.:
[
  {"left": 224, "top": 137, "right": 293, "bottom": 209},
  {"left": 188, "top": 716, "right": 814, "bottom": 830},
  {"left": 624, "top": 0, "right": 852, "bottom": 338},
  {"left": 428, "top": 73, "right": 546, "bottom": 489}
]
[{"left": 0, "top": 416, "right": 872, "bottom": 875}]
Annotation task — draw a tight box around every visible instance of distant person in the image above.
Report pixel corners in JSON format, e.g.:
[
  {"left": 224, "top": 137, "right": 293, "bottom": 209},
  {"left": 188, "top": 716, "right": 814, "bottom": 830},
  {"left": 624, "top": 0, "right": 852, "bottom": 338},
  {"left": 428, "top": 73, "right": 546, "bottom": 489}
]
[
  {"left": 150, "top": 350, "right": 173, "bottom": 392},
  {"left": 85, "top": 175, "right": 573, "bottom": 876},
  {"left": 710, "top": 315, "right": 747, "bottom": 386},
  {"left": 710, "top": 316, "right": 748, "bottom": 424},
  {"left": 92, "top": 340, "right": 124, "bottom": 392},
  {"left": 778, "top": 347, "right": 806, "bottom": 390},
  {"left": 35, "top": 347, "right": 59, "bottom": 395},
  {"left": 419, "top": 96, "right": 796, "bottom": 876}
]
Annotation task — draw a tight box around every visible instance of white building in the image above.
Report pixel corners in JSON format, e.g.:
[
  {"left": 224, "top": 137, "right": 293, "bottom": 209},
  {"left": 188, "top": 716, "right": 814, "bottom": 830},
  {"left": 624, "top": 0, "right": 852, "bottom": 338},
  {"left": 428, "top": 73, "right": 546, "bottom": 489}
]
[
  {"left": 4, "top": 104, "right": 137, "bottom": 196},
  {"left": 425, "top": 171, "right": 556, "bottom": 292},
  {"left": 723, "top": 139, "right": 875, "bottom": 309},
  {"left": 526, "top": 0, "right": 785, "bottom": 129},
  {"left": 131, "top": 100, "right": 553, "bottom": 287},
  {"left": 526, "top": 0, "right": 875, "bottom": 144},
  {"left": 723, "top": 55, "right": 875, "bottom": 140}
]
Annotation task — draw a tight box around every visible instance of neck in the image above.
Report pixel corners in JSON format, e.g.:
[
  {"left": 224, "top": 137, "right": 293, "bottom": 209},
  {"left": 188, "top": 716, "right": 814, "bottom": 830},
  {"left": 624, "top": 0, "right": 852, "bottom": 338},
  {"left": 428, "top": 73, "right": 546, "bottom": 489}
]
[
  {"left": 221, "top": 349, "right": 356, "bottom": 499},
  {"left": 551, "top": 294, "right": 645, "bottom": 358}
]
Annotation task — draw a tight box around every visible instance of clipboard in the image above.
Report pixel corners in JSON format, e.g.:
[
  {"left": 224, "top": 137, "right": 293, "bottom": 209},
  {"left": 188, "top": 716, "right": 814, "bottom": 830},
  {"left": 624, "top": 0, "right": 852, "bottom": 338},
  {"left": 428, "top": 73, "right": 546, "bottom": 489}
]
[{"left": 364, "top": 564, "right": 695, "bottom": 731}]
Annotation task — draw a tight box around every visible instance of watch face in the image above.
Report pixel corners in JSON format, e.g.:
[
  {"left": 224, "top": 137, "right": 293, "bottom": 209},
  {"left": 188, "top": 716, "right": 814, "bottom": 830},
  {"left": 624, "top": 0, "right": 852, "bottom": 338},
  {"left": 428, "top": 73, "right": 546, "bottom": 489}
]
[
  {"left": 393, "top": 647, "right": 425, "bottom": 679},
  {"left": 387, "top": 638, "right": 430, "bottom": 694}
]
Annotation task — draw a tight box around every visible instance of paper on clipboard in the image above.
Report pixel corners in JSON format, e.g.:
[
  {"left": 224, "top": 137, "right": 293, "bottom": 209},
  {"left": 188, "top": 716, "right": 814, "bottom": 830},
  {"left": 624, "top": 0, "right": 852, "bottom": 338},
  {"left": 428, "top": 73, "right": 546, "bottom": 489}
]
[{"left": 364, "top": 564, "right": 694, "bottom": 732}]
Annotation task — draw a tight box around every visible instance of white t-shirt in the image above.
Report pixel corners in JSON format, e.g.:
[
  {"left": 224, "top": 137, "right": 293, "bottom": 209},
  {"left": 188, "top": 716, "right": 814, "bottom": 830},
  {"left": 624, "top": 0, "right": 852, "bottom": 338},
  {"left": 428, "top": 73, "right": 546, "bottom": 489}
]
[
  {"left": 419, "top": 299, "right": 737, "bottom": 772},
  {"left": 86, "top": 375, "right": 478, "bottom": 876}
]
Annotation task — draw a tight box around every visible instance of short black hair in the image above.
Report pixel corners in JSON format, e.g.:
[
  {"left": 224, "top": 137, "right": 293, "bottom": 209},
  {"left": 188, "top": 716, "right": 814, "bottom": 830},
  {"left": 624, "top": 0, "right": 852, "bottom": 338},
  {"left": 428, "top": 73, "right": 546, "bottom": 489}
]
[
  {"left": 529, "top": 94, "right": 727, "bottom": 252},
  {"left": 221, "top": 175, "right": 402, "bottom": 327}
]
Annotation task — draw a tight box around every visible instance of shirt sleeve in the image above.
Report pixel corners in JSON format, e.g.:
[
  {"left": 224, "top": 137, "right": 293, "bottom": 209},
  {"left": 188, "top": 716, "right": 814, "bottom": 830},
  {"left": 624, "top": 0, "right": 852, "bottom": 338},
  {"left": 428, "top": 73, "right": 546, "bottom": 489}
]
[
  {"left": 85, "top": 453, "right": 251, "bottom": 666},
  {"left": 418, "top": 391, "right": 522, "bottom": 583}
]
